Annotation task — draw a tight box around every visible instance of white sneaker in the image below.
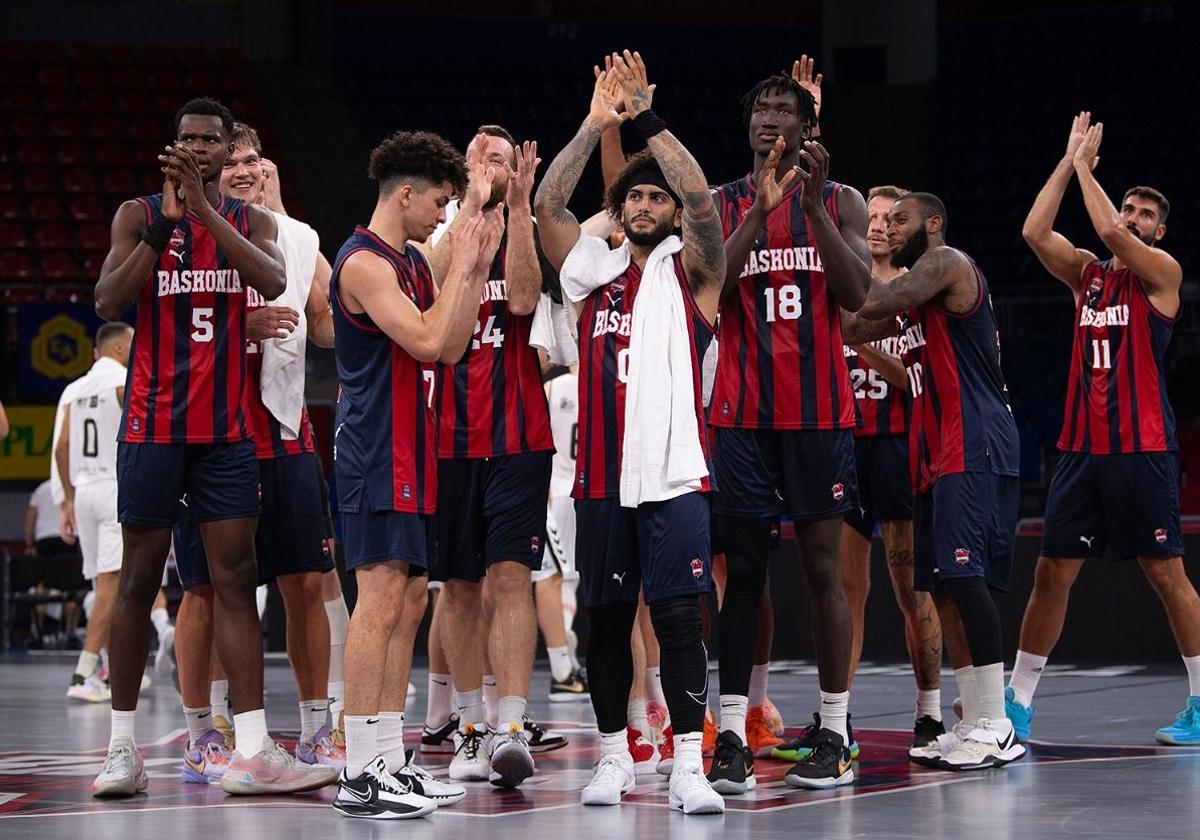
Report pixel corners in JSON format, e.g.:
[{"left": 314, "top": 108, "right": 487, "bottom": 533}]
[
  {"left": 68, "top": 673, "right": 110, "bottom": 702},
  {"left": 668, "top": 765, "right": 725, "bottom": 815},
  {"left": 333, "top": 755, "right": 437, "bottom": 820},
  {"left": 155, "top": 625, "right": 176, "bottom": 678},
  {"left": 449, "top": 723, "right": 490, "bottom": 781},
  {"left": 910, "top": 720, "right": 972, "bottom": 765},
  {"left": 91, "top": 737, "right": 148, "bottom": 798},
  {"left": 581, "top": 753, "right": 636, "bottom": 806},
  {"left": 393, "top": 750, "right": 467, "bottom": 806},
  {"left": 939, "top": 718, "right": 1026, "bottom": 771},
  {"left": 489, "top": 722, "right": 534, "bottom": 788}
]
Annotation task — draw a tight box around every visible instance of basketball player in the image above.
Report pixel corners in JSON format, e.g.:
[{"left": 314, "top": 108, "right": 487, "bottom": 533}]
[
  {"left": 415, "top": 127, "right": 554, "bottom": 788},
  {"left": 330, "top": 129, "right": 500, "bottom": 819},
  {"left": 535, "top": 51, "right": 725, "bottom": 814},
  {"left": 90, "top": 98, "right": 332, "bottom": 797},
  {"left": 1009, "top": 114, "right": 1199, "bottom": 745},
  {"left": 55, "top": 324, "right": 134, "bottom": 701},
  {"left": 709, "top": 65, "right": 870, "bottom": 792},
  {"left": 822, "top": 159, "right": 1023, "bottom": 769},
  {"left": 840, "top": 185, "right": 944, "bottom": 753}
]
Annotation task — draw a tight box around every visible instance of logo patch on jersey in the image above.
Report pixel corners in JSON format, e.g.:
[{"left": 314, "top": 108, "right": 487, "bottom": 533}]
[
  {"left": 721, "top": 401, "right": 731, "bottom": 416},
  {"left": 604, "top": 282, "right": 626, "bottom": 307},
  {"left": 831, "top": 483, "right": 845, "bottom": 501},
  {"left": 1155, "top": 528, "right": 1168, "bottom": 544},
  {"left": 530, "top": 536, "right": 541, "bottom": 554},
  {"left": 130, "top": 417, "right": 140, "bottom": 432},
  {"left": 402, "top": 484, "right": 412, "bottom": 500},
  {"left": 953, "top": 548, "right": 970, "bottom": 565},
  {"left": 690, "top": 557, "right": 704, "bottom": 579}
]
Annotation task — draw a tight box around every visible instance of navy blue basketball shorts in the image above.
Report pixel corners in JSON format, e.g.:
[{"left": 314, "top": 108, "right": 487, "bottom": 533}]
[
  {"left": 1042, "top": 451, "right": 1184, "bottom": 561},
  {"left": 575, "top": 492, "right": 713, "bottom": 608},
  {"left": 844, "top": 434, "right": 914, "bottom": 539},
  {"left": 913, "top": 471, "right": 1019, "bottom": 593},
  {"left": 118, "top": 440, "right": 259, "bottom": 528},
  {"left": 432, "top": 452, "right": 552, "bottom": 583},
  {"left": 171, "top": 498, "right": 208, "bottom": 590},
  {"left": 712, "top": 427, "right": 858, "bottom": 521}
]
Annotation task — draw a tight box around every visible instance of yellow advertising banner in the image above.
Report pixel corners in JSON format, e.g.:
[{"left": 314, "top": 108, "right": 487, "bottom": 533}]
[{"left": 0, "top": 406, "right": 56, "bottom": 480}]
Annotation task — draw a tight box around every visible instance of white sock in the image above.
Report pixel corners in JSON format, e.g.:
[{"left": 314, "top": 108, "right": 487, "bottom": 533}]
[
  {"left": 183, "top": 705, "right": 213, "bottom": 747},
  {"left": 255, "top": 585, "right": 268, "bottom": 620},
  {"left": 344, "top": 715, "right": 378, "bottom": 778},
  {"left": 548, "top": 646, "right": 573, "bottom": 682},
  {"left": 1185, "top": 655, "right": 1200, "bottom": 697},
  {"left": 497, "top": 695, "right": 526, "bottom": 730},
  {"left": 327, "top": 681, "right": 346, "bottom": 725},
  {"left": 627, "top": 698, "right": 650, "bottom": 735},
  {"left": 378, "top": 711, "right": 406, "bottom": 772},
  {"left": 1008, "top": 650, "right": 1047, "bottom": 707},
  {"left": 748, "top": 663, "right": 769, "bottom": 708},
  {"left": 483, "top": 675, "right": 499, "bottom": 729},
  {"left": 819, "top": 690, "right": 849, "bottom": 742},
  {"left": 149, "top": 607, "right": 170, "bottom": 640},
  {"left": 75, "top": 650, "right": 100, "bottom": 679},
  {"left": 646, "top": 666, "right": 666, "bottom": 707},
  {"left": 210, "top": 679, "right": 230, "bottom": 721},
  {"left": 600, "top": 729, "right": 630, "bottom": 758},
  {"left": 917, "top": 689, "right": 942, "bottom": 721},
  {"left": 673, "top": 731, "right": 703, "bottom": 771},
  {"left": 100, "top": 648, "right": 109, "bottom": 672},
  {"left": 718, "top": 694, "right": 749, "bottom": 743},
  {"left": 426, "top": 673, "right": 452, "bottom": 727},
  {"left": 954, "top": 665, "right": 978, "bottom": 723},
  {"left": 299, "top": 699, "right": 328, "bottom": 743},
  {"left": 454, "top": 687, "right": 485, "bottom": 728},
  {"left": 233, "top": 709, "right": 269, "bottom": 757},
  {"left": 109, "top": 709, "right": 136, "bottom": 748},
  {"left": 975, "top": 662, "right": 1006, "bottom": 722}
]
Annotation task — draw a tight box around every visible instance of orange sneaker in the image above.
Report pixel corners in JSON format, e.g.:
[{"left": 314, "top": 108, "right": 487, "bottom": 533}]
[
  {"left": 761, "top": 698, "right": 785, "bottom": 736},
  {"left": 747, "top": 706, "right": 784, "bottom": 757},
  {"left": 702, "top": 708, "right": 717, "bottom": 757}
]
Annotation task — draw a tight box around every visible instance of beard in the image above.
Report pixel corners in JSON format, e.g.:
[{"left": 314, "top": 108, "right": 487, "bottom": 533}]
[
  {"left": 483, "top": 172, "right": 508, "bottom": 208},
  {"left": 890, "top": 226, "right": 929, "bottom": 269},
  {"left": 623, "top": 214, "right": 675, "bottom": 247},
  {"left": 1127, "top": 223, "right": 1155, "bottom": 246}
]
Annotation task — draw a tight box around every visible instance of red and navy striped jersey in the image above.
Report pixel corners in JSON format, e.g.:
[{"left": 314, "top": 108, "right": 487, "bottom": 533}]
[
  {"left": 710, "top": 176, "right": 856, "bottom": 430},
  {"left": 1058, "top": 259, "right": 1177, "bottom": 454},
  {"left": 573, "top": 255, "right": 714, "bottom": 500},
  {"left": 844, "top": 338, "right": 908, "bottom": 437},
  {"left": 897, "top": 256, "right": 1018, "bottom": 493},
  {"left": 243, "top": 286, "right": 315, "bottom": 460},
  {"left": 330, "top": 226, "right": 438, "bottom": 515},
  {"left": 119, "top": 194, "right": 252, "bottom": 444},
  {"left": 436, "top": 232, "right": 553, "bottom": 459}
]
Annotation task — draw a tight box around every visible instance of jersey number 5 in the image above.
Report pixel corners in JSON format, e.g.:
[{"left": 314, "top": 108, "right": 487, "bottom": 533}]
[{"left": 191, "top": 308, "right": 214, "bottom": 343}]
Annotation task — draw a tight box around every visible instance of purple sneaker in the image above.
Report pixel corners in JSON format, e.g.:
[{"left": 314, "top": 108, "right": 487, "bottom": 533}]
[
  {"left": 296, "top": 725, "right": 346, "bottom": 770},
  {"left": 182, "top": 729, "right": 233, "bottom": 784}
]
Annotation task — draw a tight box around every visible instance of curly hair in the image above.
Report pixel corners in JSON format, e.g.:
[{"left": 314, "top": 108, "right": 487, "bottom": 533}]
[
  {"left": 741, "top": 74, "right": 817, "bottom": 128},
  {"left": 174, "top": 97, "right": 235, "bottom": 138},
  {"left": 368, "top": 130, "right": 468, "bottom": 196},
  {"left": 603, "top": 149, "right": 677, "bottom": 221}
]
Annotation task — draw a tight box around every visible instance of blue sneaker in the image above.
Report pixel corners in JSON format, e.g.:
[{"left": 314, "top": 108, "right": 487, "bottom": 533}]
[
  {"left": 1155, "top": 696, "right": 1200, "bottom": 745},
  {"left": 1004, "top": 686, "right": 1036, "bottom": 741}
]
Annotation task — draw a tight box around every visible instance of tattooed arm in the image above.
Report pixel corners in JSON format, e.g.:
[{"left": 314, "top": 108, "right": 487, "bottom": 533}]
[
  {"left": 533, "top": 64, "right": 627, "bottom": 271},
  {"left": 856, "top": 246, "right": 972, "bottom": 320}
]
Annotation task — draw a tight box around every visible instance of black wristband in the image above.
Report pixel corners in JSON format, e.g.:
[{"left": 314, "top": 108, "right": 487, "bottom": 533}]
[
  {"left": 141, "top": 214, "right": 176, "bottom": 253},
  {"left": 632, "top": 109, "right": 668, "bottom": 140}
]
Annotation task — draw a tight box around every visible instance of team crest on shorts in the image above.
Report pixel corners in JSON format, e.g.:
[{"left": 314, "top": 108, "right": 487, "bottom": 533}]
[
  {"left": 1155, "top": 528, "right": 1168, "bottom": 544},
  {"left": 690, "top": 557, "right": 704, "bottom": 579},
  {"left": 831, "top": 483, "right": 845, "bottom": 501},
  {"left": 531, "top": 536, "right": 541, "bottom": 553},
  {"left": 953, "top": 547, "right": 970, "bottom": 565}
]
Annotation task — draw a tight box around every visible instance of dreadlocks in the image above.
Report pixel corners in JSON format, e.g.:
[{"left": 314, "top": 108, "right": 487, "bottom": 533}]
[{"left": 740, "top": 73, "right": 818, "bottom": 128}]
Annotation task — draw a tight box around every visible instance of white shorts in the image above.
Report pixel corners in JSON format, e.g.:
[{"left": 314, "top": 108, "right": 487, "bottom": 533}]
[
  {"left": 532, "top": 496, "right": 578, "bottom": 583},
  {"left": 76, "top": 480, "right": 122, "bottom": 580}
]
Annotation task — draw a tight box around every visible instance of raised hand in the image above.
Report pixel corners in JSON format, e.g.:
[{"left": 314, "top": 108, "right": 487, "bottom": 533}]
[
  {"left": 611, "top": 49, "right": 656, "bottom": 117},
  {"left": 1073, "top": 122, "right": 1102, "bottom": 172},
  {"left": 259, "top": 158, "right": 285, "bottom": 213},
  {"left": 161, "top": 173, "right": 185, "bottom": 221},
  {"left": 1064, "top": 111, "right": 1092, "bottom": 163},
  {"left": 462, "top": 133, "right": 496, "bottom": 211},
  {"left": 588, "top": 63, "right": 627, "bottom": 131},
  {"left": 791, "top": 54, "right": 823, "bottom": 118},
  {"left": 753, "top": 136, "right": 798, "bottom": 216},
  {"left": 505, "top": 140, "right": 541, "bottom": 209},
  {"left": 247, "top": 305, "right": 300, "bottom": 341},
  {"left": 447, "top": 208, "right": 487, "bottom": 276},
  {"left": 160, "top": 145, "right": 207, "bottom": 215},
  {"left": 795, "top": 140, "right": 830, "bottom": 211}
]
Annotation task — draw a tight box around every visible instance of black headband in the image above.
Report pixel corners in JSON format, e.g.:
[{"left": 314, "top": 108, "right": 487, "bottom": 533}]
[{"left": 623, "top": 164, "right": 681, "bottom": 209}]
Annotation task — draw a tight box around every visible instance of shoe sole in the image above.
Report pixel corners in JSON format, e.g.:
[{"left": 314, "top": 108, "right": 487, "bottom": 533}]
[
  {"left": 528, "top": 739, "right": 568, "bottom": 754},
  {"left": 907, "top": 749, "right": 943, "bottom": 768},
  {"left": 332, "top": 800, "right": 436, "bottom": 819},
  {"left": 67, "top": 690, "right": 109, "bottom": 703},
  {"left": 489, "top": 749, "right": 534, "bottom": 787},
  {"left": 710, "top": 774, "right": 756, "bottom": 796},
  {"left": 668, "top": 796, "right": 725, "bottom": 814},
  {"left": 784, "top": 768, "right": 854, "bottom": 789},
  {"left": 581, "top": 782, "right": 634, "bottom": 806},
  {"left": 549, "top": 693, "right": 590, "bottom": 703},
  {"left": 181, "top": 766, "right": 222, "bottom": 784},
  {"left": 1155, "top": 733, "right": 1200, "bottom": 746},
  {"left": 220, "top": 769, "right": 339, "bottom": 795},
  {"left": 92, "top": 773, "right": 149, "bottom": 798}
]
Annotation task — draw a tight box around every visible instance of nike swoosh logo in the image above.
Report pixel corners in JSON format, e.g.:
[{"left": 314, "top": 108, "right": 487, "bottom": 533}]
[
  {"left": 684, "top": 644, "right": 710, "bottom": 705},
  {"left": 432, "top": 679, "right": 448, "bottom": 686},
  {"left": 344, "top": 783, "right": 373, "bottom": 804},
  {"left": 198, "top": 712, "right": 211, "bottom": 719},
  {"left": 366, "top": 718, "right": 380, "bottom": 726}
]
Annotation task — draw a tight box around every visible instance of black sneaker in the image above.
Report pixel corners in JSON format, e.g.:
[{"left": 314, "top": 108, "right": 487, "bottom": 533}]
[
  {"left": 783, "top": 729, "right": 854, "bottom": 790},
  {"left": 706, "top": 730, "right": 756, "bottom": 795},
  {"left": 332, "top": 755, "right": 437, "bottom": 820},
  {"left": 912, "top": 715, "right": 945, "bottom": 749},
  {"left": 771, "top": 712, "right": 860, "bottom": 761},
  {"left": 549, "top": 668, "right": 590, "bottom": 702},
  {"left": 420, "top": 713, "right": 458, "bottom": 754},
  {"left": 523, "top": 716, "right": 568, "bottom": 753}
]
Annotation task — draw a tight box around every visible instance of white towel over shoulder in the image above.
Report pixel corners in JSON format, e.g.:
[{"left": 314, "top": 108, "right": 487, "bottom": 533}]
[
  {"left": 560, "top": 232, "right": 708, "bottom": 508},
  {"left": 260, "top": 212, "right": 319, "bottom": 440}
]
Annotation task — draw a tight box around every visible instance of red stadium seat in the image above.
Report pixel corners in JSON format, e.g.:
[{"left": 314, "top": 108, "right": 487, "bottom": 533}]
[
  {"left": 89, "top": 115, "right": 124, "bottom": 140},
  {"left": 147, "top": 68, "right": 183, "bottom": 92},
  {"left": 82, "top": 248, "right": 108, "bottom": 277},
  {"left": 1182, "top": 485, "right": 1200, "bottom": 516},
  {"left": 68, "top": 194, "right": 105, "bottom": 222},
  {"left": 55, "top": 140, "right": 89, "bottom": 165},
  {"left": 0, "top": 143, "right": 10, "bottom": 165},
  {"left": 42, "top": 89, "right": 75, "bottom": 113},
  {"left": 27, "top": 195, "right": 65, "bottom": 222},
  {"left": 0, "top": 285, "right": 44, "bottom": 304},
  {"left": 115, "top": 91, "right": 156, "bottom": 115},
  {"left": 0, "top": 250, "right": 34, "bottom": 278},
  {"left": 40, "top": 251, "right": 81, "bottom": 281},
  {"left": 16, "top": 140, "right": 53, "bottom": 166},
  {"left": 37, "top": 66, "right": 71, "bottom": 87},
  {"left": 0, "top": 168, "right": 14, "bottom": 192},
  {"left": 46, "top": 285, "right": 93, "bottom": 304},
  {"left": 35, "top": 224, "right": 72, "bottom": 249},
  {"left": 143, "top": 45, "right": 176, "bottom": 67},
  {"left": 22, "top": 168, "right": 59, "bottom": 193},
  {"left": 66, "top": 44, "right": 105, "bottom": 64},
  {"left": 78, "top": 224, "right": 110, "bottom": 251},
  {"left": 0, "top": 194, "right": 18, "bottom": 220},
  {"left": 8, "top": 113, "right": 45, "bottom": 138},
  {"left": 105, "top": 45, "right": 138, "bottom": 66},
  {"left": 1, "top": 88, "right": 38, "bottom": 112},
  {"left": 129, "top": 115, "right": 164, "bottom": 141},
  {"left": 96, "top": 143, "right": 133, "bottom": 168},
  {"left": 61, "top": 167, "right": 97, "bottom": 193},
  {"left": 102, "top": 169, "right": 137, "bottom": 196},
  {"left": 111, "top": 67, "right": 143, "bottom": 91},
  {"left": 49, "top": 114, "right": 85, "bottom": 139},
  {"left": 0, "top": 223, "right": 29, "bottom": 249}
]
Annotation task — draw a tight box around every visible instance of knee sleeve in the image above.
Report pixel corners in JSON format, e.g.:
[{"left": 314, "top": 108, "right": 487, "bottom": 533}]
[
  {"left": 585, "top": 601, "right": 638, "bottom": 733},
  {"left": 942, "top": 576, "right": 1003, "bottom": 666},
  {"left": 715, "top": 516, "right": 771, "bottom": 696},
  {"left": 649, "top": 595, "right": 708, "bottom": 734}
]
